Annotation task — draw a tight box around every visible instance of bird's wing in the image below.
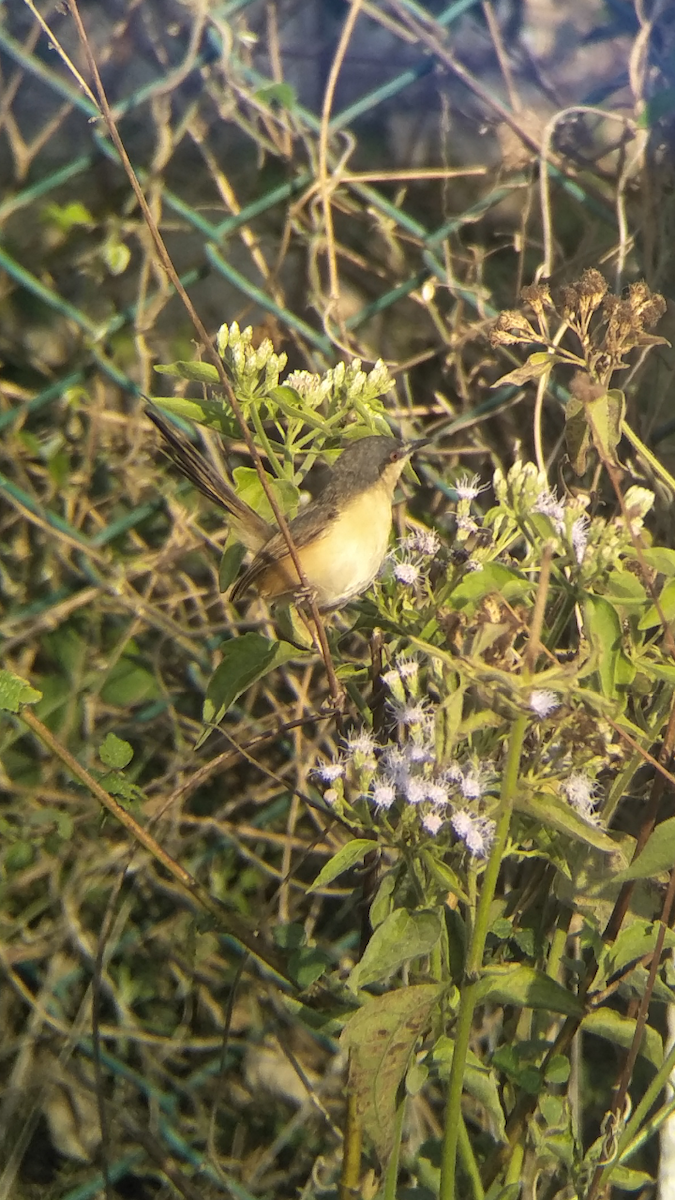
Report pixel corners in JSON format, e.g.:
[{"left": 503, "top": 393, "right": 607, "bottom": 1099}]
[
  {"left": 147, "top": 407, "right": 271, "bottom": 551},
  {"left": 230, "top": 501, "right": 338, "bottom": 602}
]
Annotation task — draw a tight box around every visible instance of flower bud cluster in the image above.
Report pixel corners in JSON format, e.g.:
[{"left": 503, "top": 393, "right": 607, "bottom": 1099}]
[{"left": 216, "top": 321, "right": 286, "bottom": 397}]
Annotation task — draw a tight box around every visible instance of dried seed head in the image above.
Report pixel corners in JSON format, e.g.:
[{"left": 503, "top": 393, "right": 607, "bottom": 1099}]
[
  {"left": 576, "top": 268, "right": 609, "bottom": 324},
  {"left": 489, "top": 310, "right": 540, "bottom": 346},
  {"left": 520, "top": 283, "right": 553, "bottom": 325}
]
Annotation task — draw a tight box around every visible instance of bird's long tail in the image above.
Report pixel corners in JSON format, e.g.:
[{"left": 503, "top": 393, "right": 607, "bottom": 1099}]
[{"left": 146, "top": 407, "right": 270, "bottom": 551}]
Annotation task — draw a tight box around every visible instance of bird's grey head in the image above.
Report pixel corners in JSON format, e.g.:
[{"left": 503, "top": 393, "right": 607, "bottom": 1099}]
[{"left": 327, "top": 434, "right": 425, "bottom": 501}]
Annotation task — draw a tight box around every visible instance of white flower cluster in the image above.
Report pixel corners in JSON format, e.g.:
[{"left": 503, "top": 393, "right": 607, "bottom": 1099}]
[{"left": 313, "top": 654, "right": 498, "bottom": 858}]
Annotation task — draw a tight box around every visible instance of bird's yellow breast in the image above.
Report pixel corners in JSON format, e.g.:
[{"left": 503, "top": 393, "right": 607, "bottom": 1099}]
[{"left": 259, "top": 485, "right": 393, "bottom": 609}]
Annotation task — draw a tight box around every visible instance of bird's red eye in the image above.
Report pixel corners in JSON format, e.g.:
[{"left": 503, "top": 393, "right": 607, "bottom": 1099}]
[{"left": 389, "top": 448, "right": 402, "bottom": 462}]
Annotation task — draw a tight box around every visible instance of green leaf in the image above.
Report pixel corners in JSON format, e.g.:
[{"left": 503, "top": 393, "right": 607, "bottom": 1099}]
[
  {"left": 231, "top": 466, "right": 300, "bottom": 524},
  {"left": 640, "top": 547, "right": 675, "bottom": 574},
  {"left": 544, "top": 1055, "right": 571, "bottom": 1084},
  {"left": 102, "top": 236, "right": 130, "bottom": 276},
  {"left": 348, "top": 908, "right": 442, "bottom": 991},
  {"left": 583, "top": 592, "right": 634, "bottom": 697},
  {"left": 603, "top": 569, "right": 647, "bottom": 610},
  {"left": 447, "top": 563, "right": 532, "bottom": 612},
  {"left": 475, "top": 965, "right": 584, "bottom": 1016},
  {"left": 639, "top": 577, "right": 675, "bottom": 629},
  {"left": 253, "top": 81, "right": 297, "bottom": 108},
  {"left": 308, "top": 839, "right": 375, "bottom": 892},
  {"left": 517, "top": 790, "right": 620, "bottom": 854},
  {"left": 266, "top": 386, "right": 332, "bottom": 431},
  {"left": 608, "top": 1167, "right": 654, "bottom": 1191},
  {"left": 612, "top": 816, "right": 675, "bottom": 881},
  {"left": 581, "top": 1009, "right": 662, "bottom": 1069},
  {"left": 5, "top": 841, "right": 34, "bottom": 871},
  {"left": 42, "top": 200, "right": 93, "bottom": 230},
  {"left": 202, "top": 634, "right": 302, "bottom": 728},
  {"left": 599, "top": 919, "right": 675, "bottom": 981},
  {"left": 433, "top": 1038, "right": 506, "bottom": 1140},
  {"left": 0, "top": 669, "right": 42, "bottom": 713},
  {"left": 565, "top": 396, "right": 593, "bottom": 475},
  {"left": 150, "top": 396, "right": 239, "bottom": 437},
  {"left": 99, "top": 732, "right": 133, "bottom": 770},
  {"left": 491, "top": 351, "right": 554, "bottom": 388},
  {"left": 587, "top": 388, "right": 625, "bottom": 465},
  {"left": 154, "top": 360, "right": 220, "bottom": 383},
  {"left": 289, "top": 945, "right": 331, "bottom": 988},
  {"left": 218, "top": 538, "right": 247, "bottom": 592},
  {"left": 100, "top": 658, "right": 160, "bottom": 706},
  {"left": 340, "top": 985, "right": 442, "bottom": 1164}
]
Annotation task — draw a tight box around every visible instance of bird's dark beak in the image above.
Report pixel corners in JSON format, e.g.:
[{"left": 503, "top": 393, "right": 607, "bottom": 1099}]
[{"left": 406, "top": 436, "right": 432, "bottom": 455}]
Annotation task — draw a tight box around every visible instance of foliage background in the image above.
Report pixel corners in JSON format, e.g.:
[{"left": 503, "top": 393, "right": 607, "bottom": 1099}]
[{"left": 3, "top": 1, "right": 675, "bottom": 1198}]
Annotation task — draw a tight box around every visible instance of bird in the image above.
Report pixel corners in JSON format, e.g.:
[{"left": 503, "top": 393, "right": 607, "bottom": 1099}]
[{"left": 147, "top": 406, "right": 428, "bottom": 611}]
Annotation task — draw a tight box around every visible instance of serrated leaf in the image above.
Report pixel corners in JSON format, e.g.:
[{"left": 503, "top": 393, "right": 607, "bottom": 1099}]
[
  {"left": 308, "top": 839, "right": 375, "bottom": 892},
  {"left": 154, "top": 360, "right": 220, "bottom": 383},
  {"left": 348, "top": 908, "right": 442, "bottom": 991},
  {"left": 340, "top": 985, "right": 442, "bottom": 1164},
  {"left": 612, "top": 816, "right": 675, "bottom": 881},
  {"left": 582, "top": 1009, "right": 662, "bottom": 1068},
  {"left": 475, "top": 965, "right": 584, "bottom": 1016},
  {"left": 0, "top": 670, "right": 42, "bottom": 713},
  {"left": 202, "top": 633, "right": 303, "bottom": 729},
  {"left": 99, "top": 732, "right": 133, "bottom": 769}
]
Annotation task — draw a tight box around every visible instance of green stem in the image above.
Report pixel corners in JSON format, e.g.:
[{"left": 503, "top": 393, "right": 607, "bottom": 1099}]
[
  {"left": 249, "top": 401, "right": 285, "bottom": 479},
  {"left": 340, "top": 1091, "right": 362, "bottom": 1200},
  {"left": 383, "top": 1099, "right": 406, "bottom": 1200},
  {"left": 622, "top": 420, "right": 675, "bottom": 501},
  {"left": 458, "top": 1113, "right": 485, "bottom": 1200},
  {"left": 439, "top": 714, "right": 528, "bottom": 1200}
]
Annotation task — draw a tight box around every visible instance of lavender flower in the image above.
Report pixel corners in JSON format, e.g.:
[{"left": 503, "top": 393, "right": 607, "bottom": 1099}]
[
  {"left": 314, "top": 761, "right": 345, "bottom": 783},
  {"left": 404, "top": 777, "right": 427, "bottom": 806},
  {"left": 394, "top": 560, "right": 421, "bottom": 586},
  {"left": 406, "top": 740, "right": 435, "bottom": 766},
  {"left": 534, "top": 488, "right": 565, "bottom": 533},
  {"left": 371, "top": 779, "right": 396, "bottom": 810},
  {"left": 390, "top": 698, "right": 433, "bottom": 730},
  {"left": 529, "top": 690, "right": 560, "bottom": 719},
  {"left": 454, "top": 473, "right": 487, "bottom": 502},
  {"left": 451, "top": 810, "right": 496, "bottom": 857},
  {"left": 401, "top": 529, "right": 441, "bottom": 557},
  {"left": 422, "top": 810, "right": 445, "bottom": 835},
  {"left": 562, "top": 772, "right": 599, "bottom": 822},
  {"left": 571, "top": 515, "right": 589, "bottom": 564},
  {"left": 344, "top": 729, "right": 377, "bottom": 762}
]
